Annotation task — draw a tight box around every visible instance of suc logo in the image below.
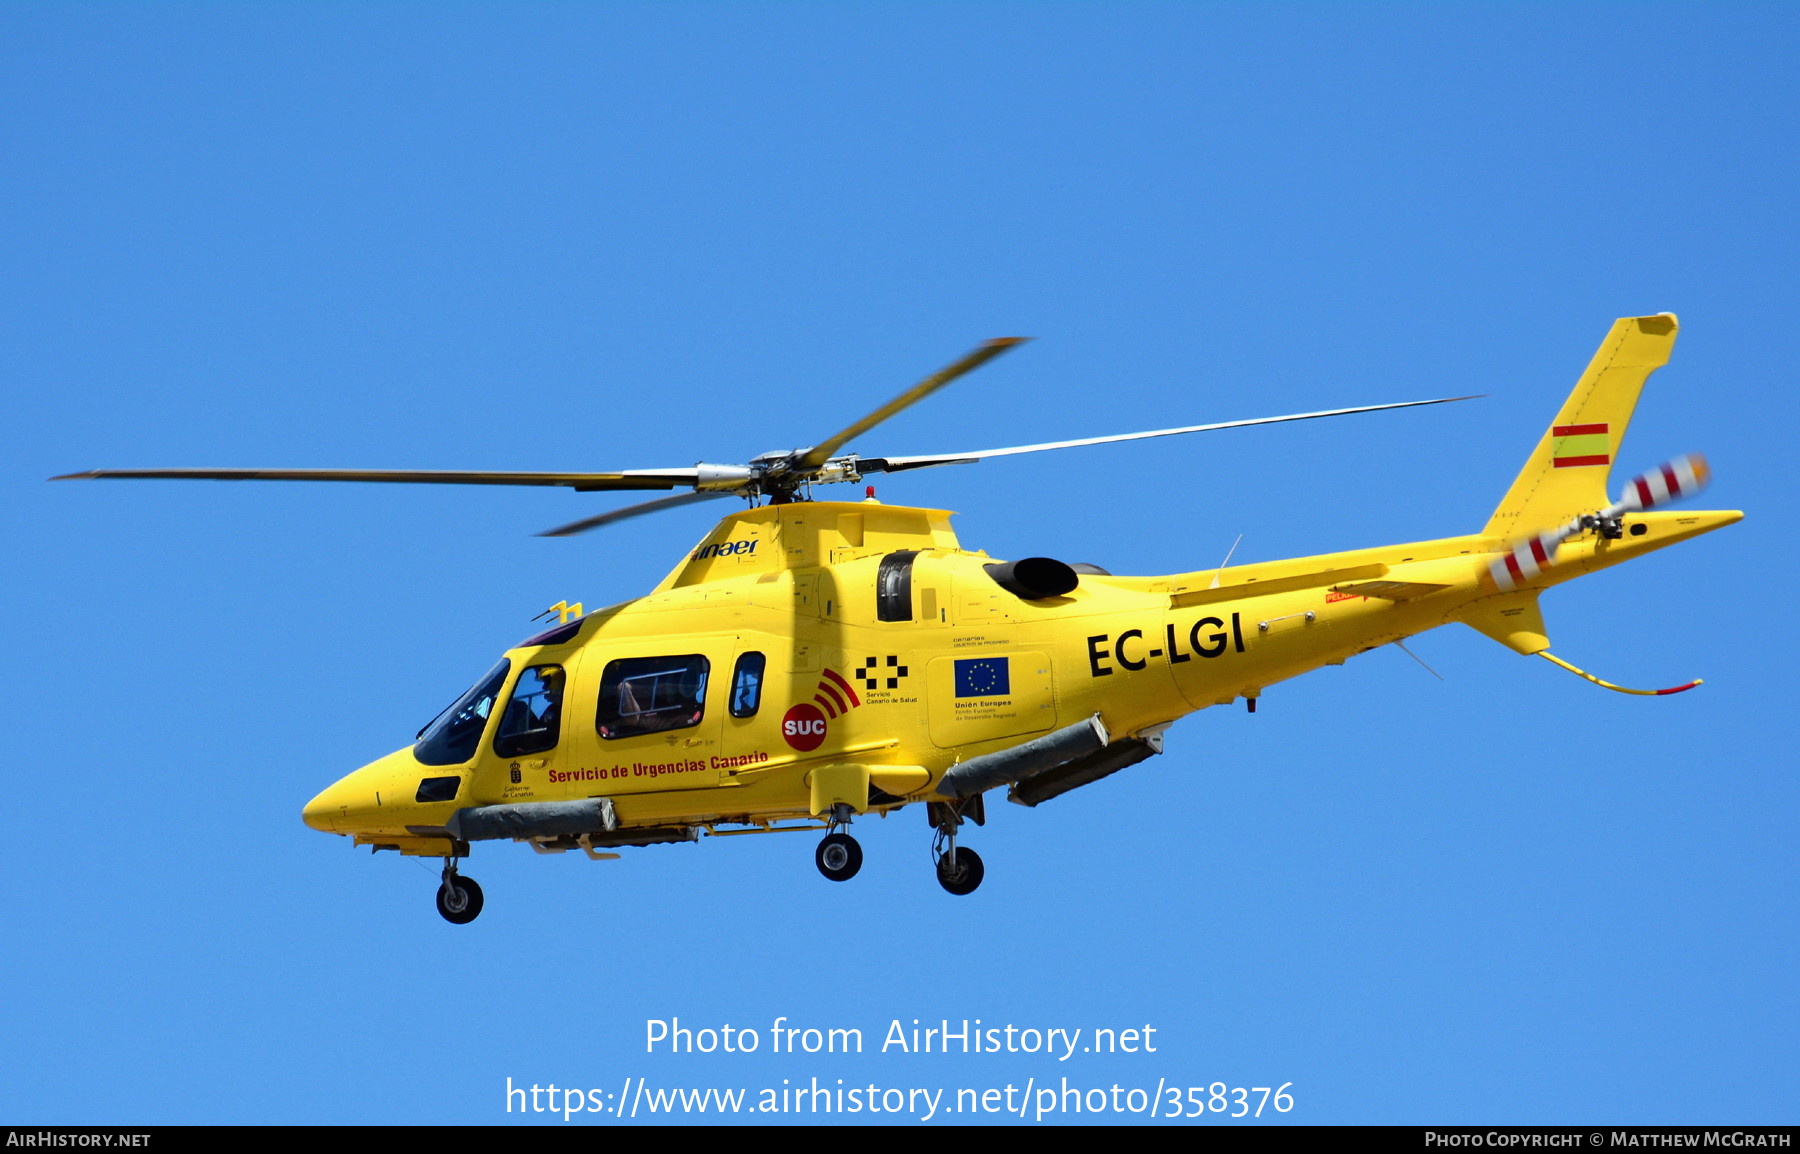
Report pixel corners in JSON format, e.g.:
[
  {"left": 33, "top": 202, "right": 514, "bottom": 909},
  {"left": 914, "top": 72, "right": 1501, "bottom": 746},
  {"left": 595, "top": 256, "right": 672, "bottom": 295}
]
[{"left": 781, "top": 703, "right": 828, "bottom": 751}]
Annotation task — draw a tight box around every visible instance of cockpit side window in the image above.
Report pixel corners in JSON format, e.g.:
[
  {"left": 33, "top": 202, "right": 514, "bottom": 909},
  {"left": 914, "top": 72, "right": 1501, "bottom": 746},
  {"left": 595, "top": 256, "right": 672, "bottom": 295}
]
[
  {"left": 597, "top": 655, "right": 710, "bottom": 739},
  {"left": 493, "top": 664, "right": 565, "bottom": 758},
  {"left": 415, "top": 660, "right": 511, "bottom": 767},
  {"left": 729, "top": 652, "right": 766, "bottom": 718}
]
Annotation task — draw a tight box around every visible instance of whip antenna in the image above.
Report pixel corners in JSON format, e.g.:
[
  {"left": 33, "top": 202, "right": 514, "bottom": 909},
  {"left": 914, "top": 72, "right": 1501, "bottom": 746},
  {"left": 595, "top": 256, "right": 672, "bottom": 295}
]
[{"left": 1537, "top": 651, "right": 1701, "bottom": 696}]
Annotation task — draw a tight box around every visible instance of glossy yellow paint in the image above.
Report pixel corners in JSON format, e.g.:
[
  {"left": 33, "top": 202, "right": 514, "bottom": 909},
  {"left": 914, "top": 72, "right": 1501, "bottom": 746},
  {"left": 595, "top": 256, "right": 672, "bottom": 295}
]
[
  {"left": 302, "top": 316, "right": 1741, "bottom": 861},
  {"left": 1484, "top": 313, "right": 1678, "bottom": 541}
]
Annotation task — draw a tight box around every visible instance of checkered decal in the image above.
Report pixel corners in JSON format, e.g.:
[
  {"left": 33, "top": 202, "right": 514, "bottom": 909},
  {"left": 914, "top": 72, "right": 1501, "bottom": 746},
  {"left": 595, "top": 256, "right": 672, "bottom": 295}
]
[{"left": 858, "top": 654, "right": 910, "bottom": 690}]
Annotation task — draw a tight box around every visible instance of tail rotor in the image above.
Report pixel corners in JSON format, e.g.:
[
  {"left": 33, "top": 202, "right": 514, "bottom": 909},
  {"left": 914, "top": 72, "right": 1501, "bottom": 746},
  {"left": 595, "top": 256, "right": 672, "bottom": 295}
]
[
  {"left": 1486, "top": 453, "right": 1710, "bottom": 592},
  {"left": 1484, "top": 453, "right": 1713, "bottom": 696}
]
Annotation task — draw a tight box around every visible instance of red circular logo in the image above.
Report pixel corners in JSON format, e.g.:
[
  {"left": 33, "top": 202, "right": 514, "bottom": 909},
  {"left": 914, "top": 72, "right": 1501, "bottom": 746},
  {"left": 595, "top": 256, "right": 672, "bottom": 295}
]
[{"left": 781, "top": 703, "right": 828, "bottom": 751}]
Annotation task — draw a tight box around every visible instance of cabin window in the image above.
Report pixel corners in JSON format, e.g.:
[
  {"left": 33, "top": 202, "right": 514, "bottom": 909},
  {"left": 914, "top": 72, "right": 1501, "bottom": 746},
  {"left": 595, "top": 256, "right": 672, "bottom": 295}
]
[
  {"left": 876, "top": 550, "right": 919, "bottom": 621},
  {"left": 729, "top": 652, "right": 766, "bottom": 718},
  {"left": 596, "top": 655, "right": 710, "bottom": 739},
  {"left": 493, "top": 664, "right": 565, "bottom": 758},
  {"left": 415, "top": 660, "right": 511, "bottom": 766}
]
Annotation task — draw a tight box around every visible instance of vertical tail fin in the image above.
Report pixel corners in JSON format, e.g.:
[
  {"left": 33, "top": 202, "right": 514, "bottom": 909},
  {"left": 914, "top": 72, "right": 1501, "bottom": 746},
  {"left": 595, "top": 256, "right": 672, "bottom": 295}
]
[{"left": 1483, "top": 314, "right": 1679, "bottom": 540}]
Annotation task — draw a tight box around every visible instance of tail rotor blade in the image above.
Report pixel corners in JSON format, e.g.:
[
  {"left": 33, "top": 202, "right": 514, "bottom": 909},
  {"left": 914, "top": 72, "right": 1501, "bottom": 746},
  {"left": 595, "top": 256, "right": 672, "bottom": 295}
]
[
  {"left": 1489, "top": 453, "right": 1713, "bottom": 591},
  {"left": 1486, "top": 525, "right": 1579, "bottom": 591},
  {"left": 1609, "top": 453, "right": 1710, "bottom": 515}
]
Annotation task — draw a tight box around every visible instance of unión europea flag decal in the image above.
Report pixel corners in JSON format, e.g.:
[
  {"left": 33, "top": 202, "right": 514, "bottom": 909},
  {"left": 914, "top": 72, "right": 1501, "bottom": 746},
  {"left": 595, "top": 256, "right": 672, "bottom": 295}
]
[{"left": 953, "top": 657, "right": 1011, "bottom": 698}]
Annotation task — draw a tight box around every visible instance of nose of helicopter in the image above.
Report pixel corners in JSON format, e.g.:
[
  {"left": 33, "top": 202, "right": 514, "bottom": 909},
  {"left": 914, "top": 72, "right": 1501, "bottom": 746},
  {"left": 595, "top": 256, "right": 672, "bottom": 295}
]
[
  {"left": 302, "top": 748, "right": 426, "bottom": 833},
  {"left": 302, "top": 778, "right": 354, "bottom": 832}
]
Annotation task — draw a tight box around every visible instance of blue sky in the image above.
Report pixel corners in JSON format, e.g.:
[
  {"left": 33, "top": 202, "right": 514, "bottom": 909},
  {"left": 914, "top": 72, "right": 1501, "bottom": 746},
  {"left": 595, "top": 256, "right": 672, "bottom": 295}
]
[{"left": 3, "top": 2, "right": 1794, "bottom": 1125}]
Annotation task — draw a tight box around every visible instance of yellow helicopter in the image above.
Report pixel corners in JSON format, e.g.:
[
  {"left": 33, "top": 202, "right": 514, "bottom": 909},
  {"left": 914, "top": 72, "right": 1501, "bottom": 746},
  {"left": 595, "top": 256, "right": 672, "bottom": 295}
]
[{"left": 55, "top": 315, "right": 1738, "bottom": 923}]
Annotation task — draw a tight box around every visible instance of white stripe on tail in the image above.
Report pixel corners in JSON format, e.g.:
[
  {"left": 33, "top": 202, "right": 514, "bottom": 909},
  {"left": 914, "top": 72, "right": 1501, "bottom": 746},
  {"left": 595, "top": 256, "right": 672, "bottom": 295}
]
[{"left": 1486, "top": 454, "right": 1710, "bottom": 591}]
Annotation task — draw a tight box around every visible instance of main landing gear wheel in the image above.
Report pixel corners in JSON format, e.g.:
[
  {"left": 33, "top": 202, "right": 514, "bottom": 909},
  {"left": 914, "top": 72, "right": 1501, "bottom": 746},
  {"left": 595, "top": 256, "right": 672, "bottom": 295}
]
[
  {"left": 815, "top": 832, "right": 863, "bottom": 882},
  {"left": 437, "top": 870, "right": 484, "bottom": 924},
  {"left": 935, "top": 846, "right": 984, "bottom": 896}
]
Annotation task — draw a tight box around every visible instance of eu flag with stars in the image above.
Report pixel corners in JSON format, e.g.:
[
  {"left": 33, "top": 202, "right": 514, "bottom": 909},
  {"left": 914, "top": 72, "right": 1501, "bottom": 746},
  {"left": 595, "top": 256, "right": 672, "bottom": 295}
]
[{"left": 954, "top": 657, "right": 1011, "bottom": 698}]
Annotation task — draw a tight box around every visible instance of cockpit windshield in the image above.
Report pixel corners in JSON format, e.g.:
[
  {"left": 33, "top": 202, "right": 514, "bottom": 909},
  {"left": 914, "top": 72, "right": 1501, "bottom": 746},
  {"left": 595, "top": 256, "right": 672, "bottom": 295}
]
[{"left": 415, "top": 660, "right": 511, "bottom": 766}]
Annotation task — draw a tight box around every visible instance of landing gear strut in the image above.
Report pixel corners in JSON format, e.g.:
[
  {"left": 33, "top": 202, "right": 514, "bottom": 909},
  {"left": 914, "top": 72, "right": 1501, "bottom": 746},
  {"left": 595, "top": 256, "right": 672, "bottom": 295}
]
[
  {"left": 928, "top": 800, "right": 985, "bottom": 896},
  {"left": 815, "top": 803, "right": 862, "bottom": 882},
  {"left": 436, "top": 858, "right": 484, "bottom": 924}
]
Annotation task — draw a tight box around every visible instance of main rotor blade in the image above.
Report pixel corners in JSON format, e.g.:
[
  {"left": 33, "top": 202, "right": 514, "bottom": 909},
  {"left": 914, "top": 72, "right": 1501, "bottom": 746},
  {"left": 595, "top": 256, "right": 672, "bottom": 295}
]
[
  {"left": 862, "top": 395, "right": 1480, "bottom": 474},
  {"left": 794, "top": 337, "right": 1028, "bottom": 471},
  {"left": 537, "top": 491, "right": 733, "bottom": 537},
  {"left": 50, "top": 467, "right": 702, "bottom": 492}
]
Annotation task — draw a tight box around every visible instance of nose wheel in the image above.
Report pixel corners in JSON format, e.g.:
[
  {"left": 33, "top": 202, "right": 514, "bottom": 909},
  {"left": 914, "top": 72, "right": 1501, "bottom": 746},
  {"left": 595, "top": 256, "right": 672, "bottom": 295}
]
[
  {"left": 815, "top": 831, "right": 863, "bottom": 881},
  {"left": 814, "top": 802, "right": 864, "bottom": 882},
  {"left": 436, "top": 860, "right": 484, "bottom": 924}
]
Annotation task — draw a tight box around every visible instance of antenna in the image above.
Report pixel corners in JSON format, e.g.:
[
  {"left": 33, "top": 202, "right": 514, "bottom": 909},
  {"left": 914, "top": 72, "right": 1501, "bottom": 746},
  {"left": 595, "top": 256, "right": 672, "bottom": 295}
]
[
  {"left": 1394, "top": 639, "right": 1444, "bottom": 681},
  {"left": 1207, "top": 534, "right": 1243, "bottom": 590}
]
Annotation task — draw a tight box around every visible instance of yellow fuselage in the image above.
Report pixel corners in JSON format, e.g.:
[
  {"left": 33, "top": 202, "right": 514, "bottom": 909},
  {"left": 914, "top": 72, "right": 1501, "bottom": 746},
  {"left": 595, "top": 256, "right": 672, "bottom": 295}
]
[{"left": 301, "top": 496, "right": 1739, "bottom": 854}]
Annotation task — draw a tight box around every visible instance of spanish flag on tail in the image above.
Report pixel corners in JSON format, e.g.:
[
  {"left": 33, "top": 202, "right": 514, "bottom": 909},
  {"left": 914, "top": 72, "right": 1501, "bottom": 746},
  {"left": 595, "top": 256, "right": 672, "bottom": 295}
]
[
  {"left": 1483, "top": 314, "right": 1678, "bottom": 542},
  {"left": 1550, "top": 422, "right": 1611, "bottom": 468}
]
